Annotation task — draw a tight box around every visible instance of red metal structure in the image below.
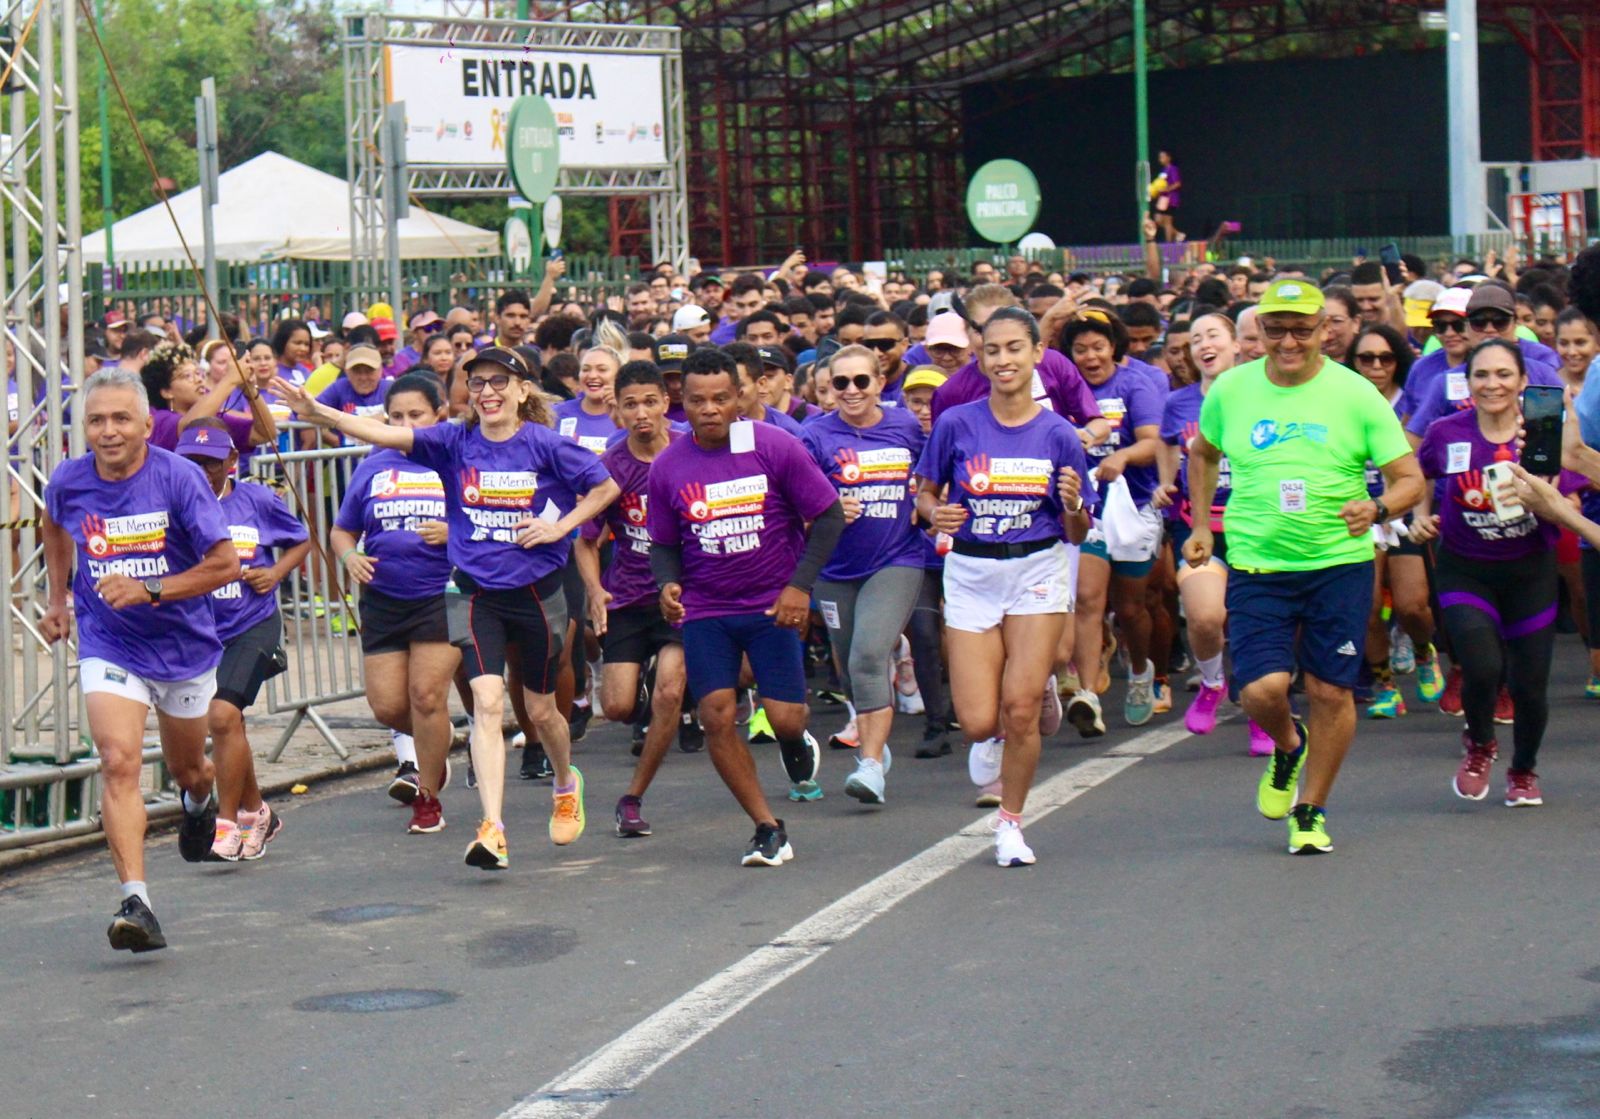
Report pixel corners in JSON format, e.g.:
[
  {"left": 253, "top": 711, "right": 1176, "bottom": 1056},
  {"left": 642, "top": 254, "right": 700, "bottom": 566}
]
[{"left": 537, "top": 1, "right": 1600, "bottom": 265}]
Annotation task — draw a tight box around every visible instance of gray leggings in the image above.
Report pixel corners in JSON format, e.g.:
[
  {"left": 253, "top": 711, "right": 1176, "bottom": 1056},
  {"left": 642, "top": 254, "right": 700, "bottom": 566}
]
[{"left": 815, "top": 565, "right": 924, "bottom": 714}]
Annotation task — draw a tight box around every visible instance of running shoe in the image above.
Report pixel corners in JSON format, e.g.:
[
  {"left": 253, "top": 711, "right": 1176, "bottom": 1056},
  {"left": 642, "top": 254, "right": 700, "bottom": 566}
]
[
  {"left": 1287, "top": 804, "right": 1332, "bottom": 855},
  {"left": 568, "top": 702, "right": 592, "bottom": 744},
  {"left": 520, "top": 743, "right": 553, "bottom": 780},
  {"left": 437, "top": 755, "right": 452, "bottom": 794},
  {"left": 828, "top": 718, "right": 860, "bottom": 751},
  {"left": 1586, "top": 675, "right": 1600, "bottom": 700},
  {"left": 967, "top": 737, "right": 1004, "bottom": 786},
  {"left": 209, "top": 818, "right": 244, "bottom": 863},
  {"left": 741, "top": 819, "right": 793, "bottom": 866},
  {"left": 1040, "top": 676, "right": 1063, "bottom": 736},
  {"left": 615, "top": 794, "right": 651, "bottom": 837},
  {"left": 1416, "top": 650, "right": 1445, "bottom": 703},
  {"left": 1438, "top": 665, "right": 1464, "bottom": 716},
  {"left": 630, "top": 722, "right": 646, "bottom": 757},
  {"left": 1058, "top": 668, "right": 1080, "bottom": 696},
  {"left": 239, "top": 805, "right": 282, "bottom": 861},
  {"left": 1256, "top": 721, "right": 1307, "bottom": 820},
  {"left": 1494, "top": 687, "right": 1514, "bottom": 725},
  {"left": 896, "top": 687, "right": 925, "bottom": 716},
  {"left": 1184, "top": 683, "right": 1225, "bottom": 735},
  {"left": 678, "top": 713, "right": 704, "bottom": 753},
  {"left": 993, "top": 818, "right": 1036, "bottom": 867},
  {"left": 736, "top": 687, "right": 757, "bottom": 725},
  {"left": 1366, "top": 683, "right": 1407, "bottom": 719},
  {"left": 465, "top": 819, "right": 508, "bottom": 870},
  {"left": 1454, "top": 734, "right": 1497, "bottom": 801},
  {"left": 843, "top": 757, "right": 886, "bottom": 805},
  {"left": 1390, "top": 629, "right": 1416, "bottom": 675},
  {"left": 1152, "top": 678, "right": 1172, "bottom": 715},
  {"left": 107, "top": 896, "right": 166, "bottom": 953},
  {"left": 974, "top": 780, "right": 1002, "bottom": 808},
  {"left": 177, "top": 795, "right": 218, "bottom": 863},
  {"left": 1247, "top": 720, "right": 1275, "bottom": 757},
  {"left": 916, "top": 723, "right": 952, "bottom": 758},
  {"left": 747, "top": 707, "right": 777, "bottom": 744},
  {"left": 1504, "top": 768, "right": 1543, "bottom": 807},
  {"left": 1095, "top": 634, "right": 1117, "bottom": 693},
  {"left": 787, "top": 780, "right": 824, "bottom": 802},
  {"left": 1125, "top": 671, "right": 1155, "bottom": 727},
  {"left": 466, "top": 758, "right": 477, "bottom": 789},
  {"left": 813, "top": 686, "right": 849, "bottom": 706},
  {"left": 779, "top": 729, "right": 821, "bottom": 784},
  {"left": 1067, "top": 689, "right": 1106, "bottom": 737},
  {"left": 388, "top": 761, "right": 421, "bottom": 804},
  {"left": 894, "top": 636, "right": 918, "bottom": 696},
  {"left": 550, "top": 767, "right": 586, "bottom": 845},
  {"left": 408, "top": 793, "right": 445, "bottom": 834}
]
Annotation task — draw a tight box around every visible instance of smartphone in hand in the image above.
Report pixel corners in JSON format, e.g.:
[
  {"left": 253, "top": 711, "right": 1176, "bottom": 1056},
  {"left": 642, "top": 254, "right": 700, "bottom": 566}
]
[{"left": 1521, "top": 384, "right": 1565, "bottom": 475}]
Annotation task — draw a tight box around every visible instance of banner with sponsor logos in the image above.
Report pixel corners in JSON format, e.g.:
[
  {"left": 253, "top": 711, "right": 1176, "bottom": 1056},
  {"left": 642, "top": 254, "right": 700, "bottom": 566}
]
[{"left": 385, "top": 43, "right": 668, "bottom": 169}]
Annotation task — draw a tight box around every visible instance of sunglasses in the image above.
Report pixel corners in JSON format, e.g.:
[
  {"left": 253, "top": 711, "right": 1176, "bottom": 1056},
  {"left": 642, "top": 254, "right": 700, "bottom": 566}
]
[
  {"left": 859, "top": 338, "right": 899, "bottom": 352},
  {"left": 1260, "top": 323, "right": 1319, "bottom": 342},
  {"left": 1355, "top": 351, "right": 1397, "bottom": 367},
  {"left": 466, "top": 373, "right": 513, "bottom": 392},
  {"left": 1431, "top": 318, "right": 1468, "bottom": 334},
  {"left": 831, "top": 373, "right": 874, "bottom": 391},
  {"left": 1468, "top": 312, "right": 1513, "bottom": 331}
]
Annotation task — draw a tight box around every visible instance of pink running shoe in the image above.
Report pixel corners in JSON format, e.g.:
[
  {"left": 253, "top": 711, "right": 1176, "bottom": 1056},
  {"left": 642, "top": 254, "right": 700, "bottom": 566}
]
[
  {"left": 1184, "top": 684, "right": 1225, "bottom": 735},
  {"left": 1247, "top": 720, "right": 1275, "bottom": 757},
  {"left": 1040, "top": 676, "right": 1063, "bottom": 736},
  {"left": 1453, "top": 733, "right": 1498, "bottom": 801},
  {"left": 1504, "top": 768, "right": 1542, "bottom": 807}
]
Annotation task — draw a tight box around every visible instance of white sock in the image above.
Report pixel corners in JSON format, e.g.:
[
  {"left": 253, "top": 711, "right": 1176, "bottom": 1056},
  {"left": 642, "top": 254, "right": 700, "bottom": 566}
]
[
  {"left": 844, "top": 699, "right": 857, "bottom": 722},
  {"left": 1131, "top": 662, "right": 1154, "bottom": 684},
  {"left": 181, "top": 789, "right": 211, "bottom": 816},
  {"left": 121, "top": 880, "right": 150, "bottom": 906},
  {"left": 1198, "top": 654, "right": 1225, "bottom": 689},
  {"left": 391, "top": 731, "right": 417, "bottom": 766}
]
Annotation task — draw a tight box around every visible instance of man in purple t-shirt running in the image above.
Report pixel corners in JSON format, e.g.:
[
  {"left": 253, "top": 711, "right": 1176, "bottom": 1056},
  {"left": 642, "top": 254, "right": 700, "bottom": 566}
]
[{"left": 41, "top": 369, "right": 242, "bottom": 953}]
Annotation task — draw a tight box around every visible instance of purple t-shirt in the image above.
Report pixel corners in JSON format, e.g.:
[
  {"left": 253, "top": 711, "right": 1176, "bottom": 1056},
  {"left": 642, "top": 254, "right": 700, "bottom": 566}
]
[
  {"left": 800, "top": 408, "right": 925, "bottom": 582},
  {"left": 930, "top": 348, "right": 1102, "bottom": 429},
  {"left": 605, "top": 420, "right": 690, "bottom": 449},
  {"left": 335, "top": 448, "right": 452, "bottom": 600},
  {"left": 210, "top": 480, "right": 307, "bottom": 641},
  {"left": 647, "top": 421, "right": 839, "bottom": 620},
  {"left": 915, "top": 401, "right": 1096, "bottom": 546},
  {"left": 1160, "top": 384, "right": 1232, "bottom": 531},
  {"left": 1083, "top": 366, "right": 1164, "bottom": 507},
  {"left": 710, "top": 317, "right": 738, "bottom": 345},
  {"left": 1401, "top": 340, "right": 1562, "bottom": 418},
  {"left": 1159, "top": 163, "right": 1181, "bottom": 208},
  {"left": 582, "top": 433, "right": 683, "bottom": 611},
  {"left": 1405, "top": 361, "right": 1564, "bottom": 438},
  {"left": 147, "top": 409, "right": 255, "bottom": 454},
  {"left": 761, "top": 404, "right": 805, "bottom": 437},
  {"left": 1123, "top": 356, "right": 1171, "bottom": 394},
  {"left": 553, "top": 397, "right": 621, "bottom": 454},
  {"left": 407, "top": 421, "right": 613, "bottom": 590},
  {"left": 317, "top": 376, "right": 392, "bottom": 418},
  {"left": 1417, "top": 409, "right": 1556, "bottom": 562},
  {"left": 45, "top": 447, "right": 232, "bottom": 681}
]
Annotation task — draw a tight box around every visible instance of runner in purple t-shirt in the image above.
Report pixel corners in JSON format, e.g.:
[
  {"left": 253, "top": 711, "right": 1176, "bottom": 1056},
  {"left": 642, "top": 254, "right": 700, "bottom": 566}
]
[
  {"left": 273, "top": 348, "right": 619, "bottom": 873},
  {"left": 574, "top": 362, "right": 689, "bottom": 838},
  {"left": 552, "top": 341, "right": 623, "bottom": 454},
  {"left": 330, "top": 373, "right": 459, "bottom": 836},
  {"left": 41, "top": 369, "right": 241, "bottom": 953},
  {"left": 646, "top": 347, "right": 845, "bottom": 866}
]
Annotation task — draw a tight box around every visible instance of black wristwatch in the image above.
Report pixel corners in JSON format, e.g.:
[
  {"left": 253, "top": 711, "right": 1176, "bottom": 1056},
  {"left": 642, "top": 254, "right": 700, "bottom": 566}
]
[
  {"left": 1372, "top": 498, "right": 1390, "bottom": 523},
  {"left": 143, "top": 578, "right": 163, "bottom": 604}
]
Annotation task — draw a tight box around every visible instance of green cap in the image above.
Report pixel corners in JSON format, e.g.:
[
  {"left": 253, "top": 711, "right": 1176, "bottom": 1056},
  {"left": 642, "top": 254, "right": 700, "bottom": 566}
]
[{"left": 1257, "top": 280, "right": 1325, "bottom": 317}]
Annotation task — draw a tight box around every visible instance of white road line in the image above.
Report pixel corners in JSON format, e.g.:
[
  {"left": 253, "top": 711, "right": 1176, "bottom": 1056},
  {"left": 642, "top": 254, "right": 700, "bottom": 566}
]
[{"left": 500, "top": 720, "right": 1197, "bottom": 1119}]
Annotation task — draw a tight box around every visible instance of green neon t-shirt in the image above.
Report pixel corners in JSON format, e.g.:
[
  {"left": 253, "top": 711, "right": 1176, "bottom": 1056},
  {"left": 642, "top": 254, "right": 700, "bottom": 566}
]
[{"left": 1197, "top": 357, "right": 1412, "bottom": 572}]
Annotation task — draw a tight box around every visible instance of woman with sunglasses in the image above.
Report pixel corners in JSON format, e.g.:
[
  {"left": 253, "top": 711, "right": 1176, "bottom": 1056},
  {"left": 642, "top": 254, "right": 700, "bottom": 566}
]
[
  {"left": 271, "top": 348, "right": 619, "bottom": 871},
  {"left": 1408, "top": 340, "right": 1569, "bottom": 807},
  {"left": 800, "top": 346, "right": 927, "bottom": 805},
  {"left": 915, "top": 308, "right": 1094, "bottom": 867}
]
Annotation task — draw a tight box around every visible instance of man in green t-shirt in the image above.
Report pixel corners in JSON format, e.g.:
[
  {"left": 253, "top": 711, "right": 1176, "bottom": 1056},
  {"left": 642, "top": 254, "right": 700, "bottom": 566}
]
[{"left": 1184, "top": 280, "right": 1423, "bottom": 856}]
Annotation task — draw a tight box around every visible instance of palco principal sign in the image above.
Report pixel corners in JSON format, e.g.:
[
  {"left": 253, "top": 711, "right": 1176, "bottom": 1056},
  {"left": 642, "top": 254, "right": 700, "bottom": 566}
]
[{"left": 384, "top": 43, "right": 668, "bottom": 169}]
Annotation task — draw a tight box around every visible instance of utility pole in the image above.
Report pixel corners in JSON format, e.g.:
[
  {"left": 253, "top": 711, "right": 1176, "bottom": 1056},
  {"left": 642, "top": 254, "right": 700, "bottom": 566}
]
[
  {"left": 1446, "top": 0, "right": 1485, "bottom": 237},
  {"left": 1133, "top": 0, "right": 1151, "bottom": 243},
  {"left": 95, "top": 0, "right": 114, "bottom": 282},
  {"left": 195, "top": 77, "right": 220, "bottom": 338}
]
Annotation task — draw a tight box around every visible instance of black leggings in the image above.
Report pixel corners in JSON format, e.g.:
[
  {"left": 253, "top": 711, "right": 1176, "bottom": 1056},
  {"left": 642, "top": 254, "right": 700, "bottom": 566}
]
[
  {"left": 908, "top": 569, "right": 953, "bottom": 727},
  {"left": 1436, "top": 547, "right": 1556, "bottom": 769},
  {"left": 1580, "top": 548, "right": 1600, "bottom": 652}
]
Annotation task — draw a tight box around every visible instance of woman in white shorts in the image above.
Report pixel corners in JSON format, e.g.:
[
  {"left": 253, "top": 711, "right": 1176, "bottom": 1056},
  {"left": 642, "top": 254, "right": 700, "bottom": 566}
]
[{"left": 914, "top": 308, "right": 1094, "bottom": 867}]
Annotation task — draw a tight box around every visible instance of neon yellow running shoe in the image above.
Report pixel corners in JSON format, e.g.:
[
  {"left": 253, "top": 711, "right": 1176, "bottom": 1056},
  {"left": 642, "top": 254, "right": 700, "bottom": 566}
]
[
  {"left": 464, "top": 819, "right": 508, "bottom": 870},
  {"left": 1287, "top": 804, "right": 1332, "bottom": 855},
  {"left": 1255, "top": 720, "right": 1307, "bottom": 820},
  {"left": 1366, "top": 683, "right": 1406, "bottom": 719},
  {"left": 746, "top": 706, "right": 777, "bottom": 744},
  {"left": 1416, "top": 650, "right": 1445, "bottom": 703},
  {"left": 549, "top": 766, "right": 586, "bottom": 845},
  {"left": 1586, "top": 675, "right": 1600, "bottom": 700}
]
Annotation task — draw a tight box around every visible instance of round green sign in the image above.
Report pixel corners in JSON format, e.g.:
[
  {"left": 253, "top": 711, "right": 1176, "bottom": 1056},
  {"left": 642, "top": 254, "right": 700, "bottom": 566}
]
[
  {"left": 965, "top": 159, "right": 1041, "bottom": 243},
  {"left": 506, "top": 95, "right": 561, "bottom": 203}
]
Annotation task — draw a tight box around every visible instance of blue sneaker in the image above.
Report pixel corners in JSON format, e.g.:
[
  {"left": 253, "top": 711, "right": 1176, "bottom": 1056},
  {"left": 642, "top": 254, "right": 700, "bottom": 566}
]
[
  {"left": 1124, "top": 670, "right": 1155, "bottom": 727},
  {"left": 787, "top": 780, "right": 823, "bottom": 802}
]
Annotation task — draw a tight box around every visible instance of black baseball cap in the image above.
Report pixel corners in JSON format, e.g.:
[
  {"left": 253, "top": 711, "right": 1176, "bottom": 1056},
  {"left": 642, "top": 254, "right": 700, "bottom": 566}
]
[
  {"left": 757, "top": 346, "right": 792, "bottom": 373},
  {"left": 653, "top": 332, "right": 694, "bottom": 372},
  {"left": 464, "top": 346, "right": 533, "bottom": 379}
]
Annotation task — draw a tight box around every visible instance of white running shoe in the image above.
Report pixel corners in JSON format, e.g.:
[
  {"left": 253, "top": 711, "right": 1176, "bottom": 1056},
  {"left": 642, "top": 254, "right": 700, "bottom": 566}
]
[
  {"left": 843, "top": 757, "right": 886, "bottom": 804},
  {"left": 1040, "top": 675, "right": 1063, "bottom": 735},
  {"left": 967, "top": 737, "right": 1004, "bottom": 787},
  {"left": 896, "top": 687, "right": 925, "bottom": 715},
  {"left": 994, "top": 818, "right": 1036, "bottom": 867},
  {"left": 894, "top": 636, "right": 918, "bottom": 697},
  {"left": 1066, "top": 689, "right": 1106, "bottom": 738},
  {"left": 974, "top": 779, "right": 1002, "bottom": 808}
]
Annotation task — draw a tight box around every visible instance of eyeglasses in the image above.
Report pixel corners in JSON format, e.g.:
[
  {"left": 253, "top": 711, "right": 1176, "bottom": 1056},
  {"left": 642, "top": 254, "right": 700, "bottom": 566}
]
[
  {"left": 1468, "top": 312, "right": 1513, "bottom": 331},
  {"left": 1260, "top": 323, "right": 1320, "bottom": 342},
  {"left": 1431, "top": 318, "right": 1468, "bottom": 334},
  {"left": 466, "top": 373, "right": 512, "bottom": 392},
  {"left": 1354, "top": 351, "right": 1397, "bottom": 367},
  {"left": 831, "top": 373, "right": 874, "bottom": 391},
  {"left": 859, "top": 338, "right": 899, "bottom": 352}
]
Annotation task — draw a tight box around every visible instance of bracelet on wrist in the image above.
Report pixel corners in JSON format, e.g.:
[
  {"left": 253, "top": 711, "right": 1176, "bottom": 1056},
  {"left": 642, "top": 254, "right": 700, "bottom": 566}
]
[{"left": 339, "top": 547, "right": 357, "bottom": 565}]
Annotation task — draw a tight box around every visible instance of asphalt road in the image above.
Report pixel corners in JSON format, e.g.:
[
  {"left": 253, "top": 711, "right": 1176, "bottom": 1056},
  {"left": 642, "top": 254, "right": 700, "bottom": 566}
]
[{"left": 5, "top": 646, "right": 1600, "bottom": 1119}]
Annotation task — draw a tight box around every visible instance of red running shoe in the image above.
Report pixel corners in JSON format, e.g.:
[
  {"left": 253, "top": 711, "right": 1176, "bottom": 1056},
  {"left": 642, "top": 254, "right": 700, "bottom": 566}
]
[
  {"left": 408, "top": 793, "right": 445, "bottom": 834},
  {"left": 1438, "top": 666, "right": 1464, "bottom": 717},
  {"left": 1504, "top": 768, "right": 1543, "bottom": 807},
  {"left": 1453, "top": 732, "right": 1497, "bottom": 801},
  {"left": 1493, "top": 686, "right": 1514, "bottom": 725}
]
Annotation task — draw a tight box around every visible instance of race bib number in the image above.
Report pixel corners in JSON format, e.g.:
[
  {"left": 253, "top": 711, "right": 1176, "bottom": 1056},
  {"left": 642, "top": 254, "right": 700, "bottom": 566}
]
[
  {"left": 819, "top": 600, "right": 841, "bottom": 630},
  {"left": 559, "top": 417, "right": 578, "bottom": 438},
  {"left": 730, "top": 419, "right": 756, "bottom": 454},
  {"left": 1279, "top": 478, "right": 1307, "bottom": 513},
  {"left": 1446, "top": 372, "right": 1469, "bottom": 402},
  {"left": 1446, "top": 441, "right": 1472, "bottom": 474}
]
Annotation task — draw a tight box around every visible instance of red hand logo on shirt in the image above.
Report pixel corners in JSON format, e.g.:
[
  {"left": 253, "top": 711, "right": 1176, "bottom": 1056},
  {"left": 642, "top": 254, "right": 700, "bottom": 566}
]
[
  {"left": 1453, "top": 469, "right": 1489, "bottom": 511},
  {"left": 459, "top": 466, "right": 482, "bottom": 506},
  {"left": 959, "top": 453, "right": 993, "bottom": 495},
  {"left": 81, "top": 514, "right": 109, "bottom": 557},
  {"left": 620, "top": 490, "right": 647, "bottom": 525},
  {"left": 375, "top": 470, "right": 399, "bottom": 498},
  {"left": 680, "top": 481, "right": 711, "bottom": 522},
  {"left": 832, "top": 448, "right": 862, "bottom": 484}
]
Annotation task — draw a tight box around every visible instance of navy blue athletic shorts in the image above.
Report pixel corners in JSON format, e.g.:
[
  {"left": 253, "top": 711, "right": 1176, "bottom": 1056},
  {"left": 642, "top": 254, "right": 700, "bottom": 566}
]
[
  {"left": 1226, "top": 560, "right": 1373, "bottom": 690},
  {"left": 681, "top": 612, "right": 807, "bottom": 705}
]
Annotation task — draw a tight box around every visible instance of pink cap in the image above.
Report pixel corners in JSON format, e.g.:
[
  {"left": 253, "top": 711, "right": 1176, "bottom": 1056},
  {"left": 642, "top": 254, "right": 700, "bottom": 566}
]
[
  {"left": 924, "top": 311, "right": 969, "bottom": 349},
  {"left": 1430, "top": 287, "right": 1471, "bottom": 318}
]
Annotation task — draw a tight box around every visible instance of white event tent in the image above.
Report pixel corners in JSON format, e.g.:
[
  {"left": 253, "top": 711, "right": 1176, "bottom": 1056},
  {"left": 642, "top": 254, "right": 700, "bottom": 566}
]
[{"left": 81, "top": 151, "right": 498, "bottom": 264}]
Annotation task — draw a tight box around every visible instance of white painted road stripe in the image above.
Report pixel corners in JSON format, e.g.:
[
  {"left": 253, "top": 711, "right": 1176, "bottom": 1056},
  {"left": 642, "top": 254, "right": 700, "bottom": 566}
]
[{"left": 500, "top": 720, "right": 1198, "bottom": 1119}]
